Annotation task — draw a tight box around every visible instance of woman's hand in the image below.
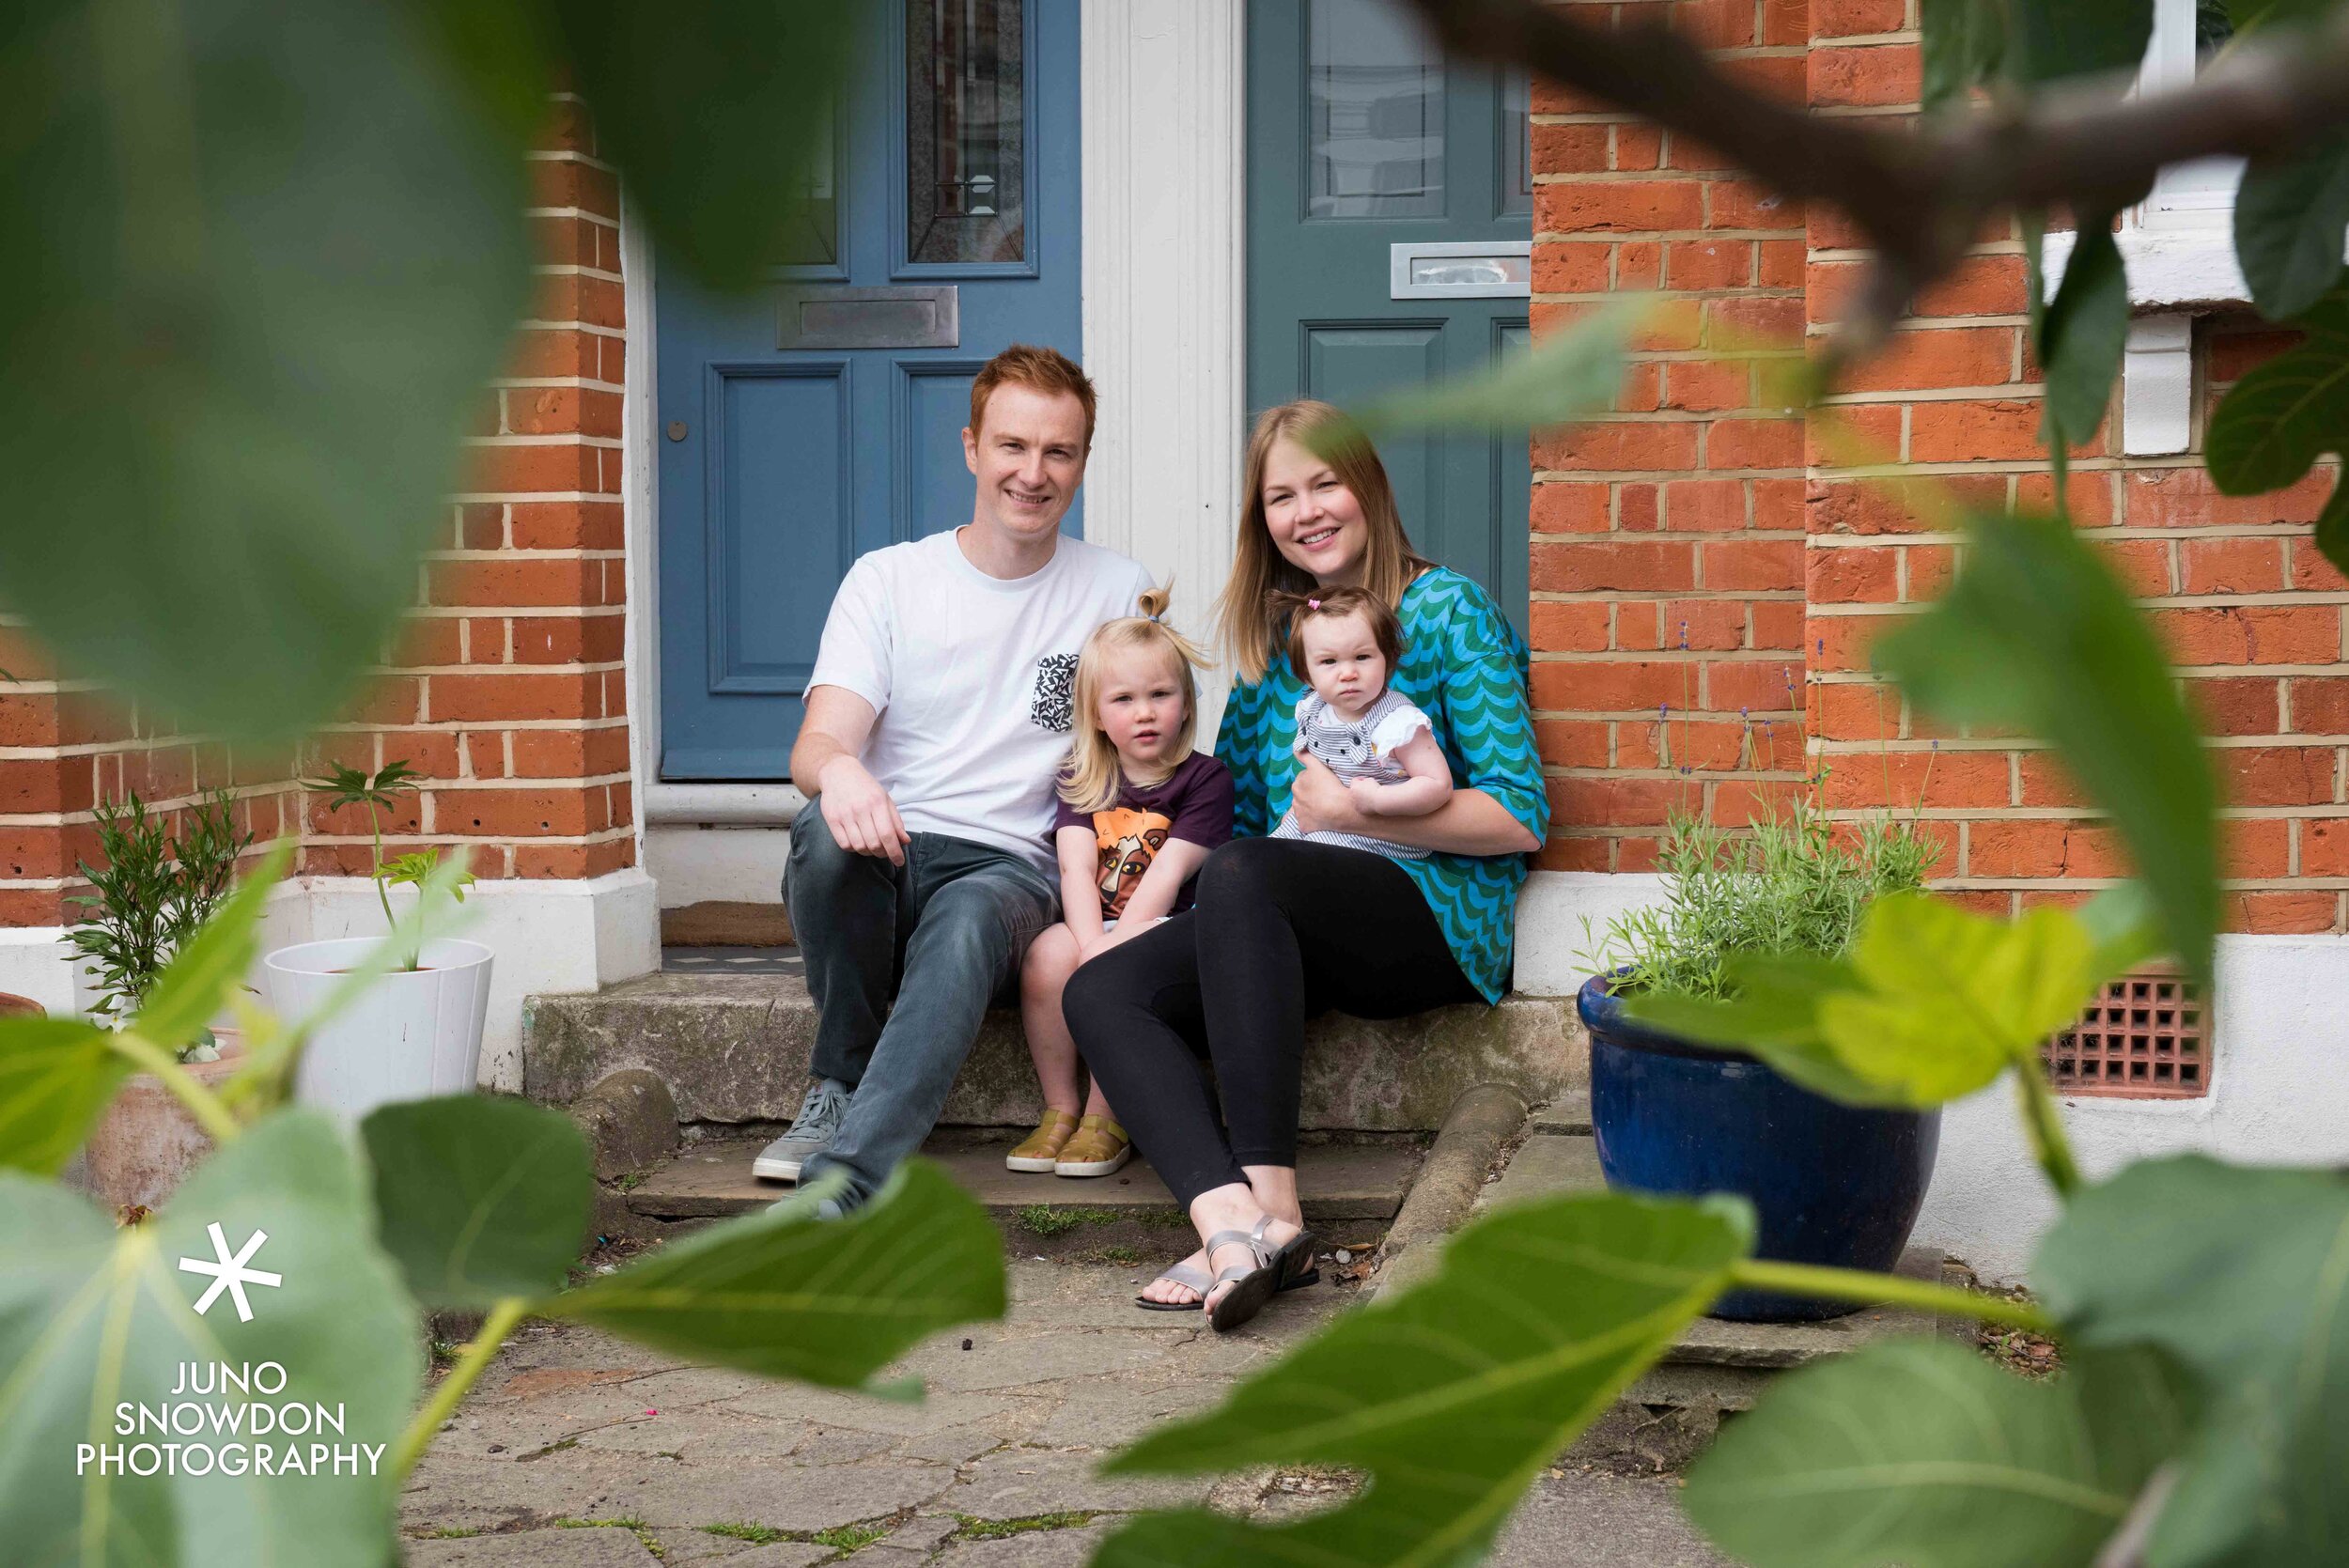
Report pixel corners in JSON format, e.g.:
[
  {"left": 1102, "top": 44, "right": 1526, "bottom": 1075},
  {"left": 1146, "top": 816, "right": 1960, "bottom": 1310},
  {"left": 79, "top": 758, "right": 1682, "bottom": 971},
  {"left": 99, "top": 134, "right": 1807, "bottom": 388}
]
[
  {"left": 1297, "top": 755, "right": 1539, "bottom": 855},
  {"left": 1287, "top": 757, "right": 1370, "bottom": 837}
]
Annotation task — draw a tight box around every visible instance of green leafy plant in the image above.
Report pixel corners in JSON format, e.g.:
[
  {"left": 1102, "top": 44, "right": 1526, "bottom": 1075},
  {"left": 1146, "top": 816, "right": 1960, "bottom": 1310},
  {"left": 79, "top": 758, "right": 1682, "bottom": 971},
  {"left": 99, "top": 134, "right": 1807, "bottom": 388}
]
[
  {"left": 702, "top": 1522, "right": 790, "bottom": 1545},
  {"left": 303, "top": 760, "right": 474, "bottom": 970},
  {"left": 957, "top": 1511, "right": 1100, "bottom": 1541},
  {"left": 1579, "top": 801, "right": 1937, "bottom": 1005},
  {"left": 0, "top": 0, "right": 855, "bottom": 749},
  {"left": 0, "top": 845, "right": 1007, "bottom": 1566},
  {"left": 66, "top": 789, "right": 255, "bottom": 1060},
  {"left": 1079, "top": 0, "right": 2349, "bottom": 1562},
  {"left": 13, "top": 0, "right": 2349, "bottom": 1560}
]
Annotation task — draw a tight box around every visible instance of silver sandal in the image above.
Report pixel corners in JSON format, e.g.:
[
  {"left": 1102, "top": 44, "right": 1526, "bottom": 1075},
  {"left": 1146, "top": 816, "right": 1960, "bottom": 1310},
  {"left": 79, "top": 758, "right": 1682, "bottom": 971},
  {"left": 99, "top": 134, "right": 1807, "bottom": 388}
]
[
  {"left": 1134, "top": 1255, "right": 1215, "bottom": 1312},
  {"left": 1133, "top": 1216, "right": 1319, "bottom": 1313},
  {"left": 1202, "top": 1226, "right": 1280, "bottom": 1332}
]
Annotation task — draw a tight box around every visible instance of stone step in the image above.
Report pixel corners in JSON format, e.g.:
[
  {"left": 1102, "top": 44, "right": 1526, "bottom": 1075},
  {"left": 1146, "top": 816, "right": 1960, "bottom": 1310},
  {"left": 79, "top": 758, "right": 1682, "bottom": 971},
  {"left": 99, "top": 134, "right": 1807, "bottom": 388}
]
[
  {"left": 524, "top": 964, "right": 1583, "bottom": 1134},
  {"left": 623, "top": 1129, "right": 1426, "bottom": 1256}
]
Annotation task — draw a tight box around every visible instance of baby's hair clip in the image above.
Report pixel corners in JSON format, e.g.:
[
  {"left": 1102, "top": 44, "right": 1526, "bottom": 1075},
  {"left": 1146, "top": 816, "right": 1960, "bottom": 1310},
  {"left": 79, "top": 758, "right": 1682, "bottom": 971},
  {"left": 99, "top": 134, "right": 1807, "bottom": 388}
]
[{"left": 1306, "top": 598, "right": 1321, "bottom": 610}]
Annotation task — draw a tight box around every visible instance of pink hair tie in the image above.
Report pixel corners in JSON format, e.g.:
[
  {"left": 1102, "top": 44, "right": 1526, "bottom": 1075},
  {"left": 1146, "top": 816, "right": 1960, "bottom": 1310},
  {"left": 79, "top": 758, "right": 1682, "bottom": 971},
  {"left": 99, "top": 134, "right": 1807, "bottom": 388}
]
[{"left": 1306, "top": 598, "right": 1321, "bottom": 610}]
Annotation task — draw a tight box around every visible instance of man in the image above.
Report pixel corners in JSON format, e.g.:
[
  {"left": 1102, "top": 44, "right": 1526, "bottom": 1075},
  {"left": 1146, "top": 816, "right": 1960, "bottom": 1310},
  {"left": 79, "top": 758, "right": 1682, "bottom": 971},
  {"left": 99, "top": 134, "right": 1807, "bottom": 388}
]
[{"left": 758, "top": 344, "right": 1154, "bottom": 1213}]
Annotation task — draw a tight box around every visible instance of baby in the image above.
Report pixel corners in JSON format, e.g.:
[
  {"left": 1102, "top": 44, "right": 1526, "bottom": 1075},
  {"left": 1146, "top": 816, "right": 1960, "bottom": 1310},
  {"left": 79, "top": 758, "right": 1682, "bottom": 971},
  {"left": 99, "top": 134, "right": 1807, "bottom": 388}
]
[{"left": 1268, "top": 585, "right": 1449, "bottom": 859}]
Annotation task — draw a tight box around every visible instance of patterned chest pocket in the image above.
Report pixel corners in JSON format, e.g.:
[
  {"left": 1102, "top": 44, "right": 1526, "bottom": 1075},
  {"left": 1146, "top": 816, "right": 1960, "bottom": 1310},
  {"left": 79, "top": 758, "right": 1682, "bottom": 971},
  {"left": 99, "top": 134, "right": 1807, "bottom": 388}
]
[
  {"left": 1304, "top": 725, "right": 1371, "bottom": 769},
  {"left": 1031, "top": 653, "right": 1080, "bottom": 733}
]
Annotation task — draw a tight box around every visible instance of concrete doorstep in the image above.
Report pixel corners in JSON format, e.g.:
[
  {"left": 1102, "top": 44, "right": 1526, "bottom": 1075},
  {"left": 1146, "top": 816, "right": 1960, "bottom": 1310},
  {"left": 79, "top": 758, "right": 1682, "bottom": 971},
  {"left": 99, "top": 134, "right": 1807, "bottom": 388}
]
[
  {"left": 522, "top": 966, "right": 1584, "bottom": 1135},
  {"left": 622, "top": 1129, "right": 1427, "bottom": 1260}
]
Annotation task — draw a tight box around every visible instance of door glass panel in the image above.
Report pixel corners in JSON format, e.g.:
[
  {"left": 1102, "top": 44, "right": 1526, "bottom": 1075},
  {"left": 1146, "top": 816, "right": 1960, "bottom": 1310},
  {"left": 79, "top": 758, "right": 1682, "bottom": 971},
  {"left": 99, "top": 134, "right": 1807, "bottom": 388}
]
[
  {"left": 1500, "top": 70, "right": 1532, "bottom": 219},
  {"left": 2196, "top": 0, "right": 2232, "bottom": 56},
  {"left": 1307, "top": 0, "right": 1444, "bottom": 219},
  {"left": 780, "top": 111, "right": 840, "bottom": 268},
  {"left": 907, "top": 0, "right": 1027, "bottom": 264}
]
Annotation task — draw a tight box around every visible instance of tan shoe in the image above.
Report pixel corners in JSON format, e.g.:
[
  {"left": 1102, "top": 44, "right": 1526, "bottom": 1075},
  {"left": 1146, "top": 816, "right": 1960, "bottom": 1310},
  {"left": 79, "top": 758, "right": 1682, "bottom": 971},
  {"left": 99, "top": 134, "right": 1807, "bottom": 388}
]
[
  {"left": 1054, "top": 1115, "right": 1131, "bottom": 1177},
  {"left": 1006, "top": 1110, "right": 1080, "bottom": 1172}
]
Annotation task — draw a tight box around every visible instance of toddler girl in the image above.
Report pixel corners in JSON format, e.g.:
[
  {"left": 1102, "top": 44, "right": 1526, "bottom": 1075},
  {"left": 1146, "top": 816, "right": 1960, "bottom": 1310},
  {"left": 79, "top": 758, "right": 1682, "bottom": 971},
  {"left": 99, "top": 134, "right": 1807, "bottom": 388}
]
[
  {"left": 1007, "top": 585, "right": 1235, "bottom": 1177},
  {"left": 1268, "top": 586, "right": 1450, "bottom": 859}
]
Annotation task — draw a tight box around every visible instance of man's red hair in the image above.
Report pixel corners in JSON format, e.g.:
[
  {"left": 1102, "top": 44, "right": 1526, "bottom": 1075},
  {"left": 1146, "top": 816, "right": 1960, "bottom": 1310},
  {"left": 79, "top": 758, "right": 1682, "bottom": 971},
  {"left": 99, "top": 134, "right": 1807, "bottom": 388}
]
[{"left": 969, "top": 343, "right": 1097, "bottom": 453}]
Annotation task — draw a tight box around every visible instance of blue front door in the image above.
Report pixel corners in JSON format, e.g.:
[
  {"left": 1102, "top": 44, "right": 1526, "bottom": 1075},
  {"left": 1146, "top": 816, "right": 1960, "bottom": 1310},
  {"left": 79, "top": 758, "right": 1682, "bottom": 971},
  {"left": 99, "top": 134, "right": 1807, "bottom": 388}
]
[
  {"left": 1247, "top": 0, "right": 1533, "bottom": 636},
  {"left": 657, "top": 1, "right": 1081, "bottom": 780}
]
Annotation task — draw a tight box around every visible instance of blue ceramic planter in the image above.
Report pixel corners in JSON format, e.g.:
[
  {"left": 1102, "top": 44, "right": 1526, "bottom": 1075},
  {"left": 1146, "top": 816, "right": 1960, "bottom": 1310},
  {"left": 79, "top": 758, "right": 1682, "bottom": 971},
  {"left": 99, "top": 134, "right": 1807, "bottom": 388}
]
[{"left": 1578, "top": 973, "right": 1940, "bottom": 1322}]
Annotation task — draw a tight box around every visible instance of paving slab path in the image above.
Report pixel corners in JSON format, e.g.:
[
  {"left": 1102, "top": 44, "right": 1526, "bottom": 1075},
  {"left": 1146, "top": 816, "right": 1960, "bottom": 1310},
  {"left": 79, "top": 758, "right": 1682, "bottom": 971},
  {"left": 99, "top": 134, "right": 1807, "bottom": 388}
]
[{"left": 402, "top": 1259, "right": 1724, "bottom": 1567}]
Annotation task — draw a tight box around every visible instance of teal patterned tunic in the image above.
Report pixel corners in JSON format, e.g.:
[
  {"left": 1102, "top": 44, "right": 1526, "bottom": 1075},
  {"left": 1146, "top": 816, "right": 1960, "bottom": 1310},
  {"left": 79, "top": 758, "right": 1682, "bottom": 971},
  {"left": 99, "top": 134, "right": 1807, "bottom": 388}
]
[{"left": 1214, "top": 567, "right": 1548, "bottom": 1002}]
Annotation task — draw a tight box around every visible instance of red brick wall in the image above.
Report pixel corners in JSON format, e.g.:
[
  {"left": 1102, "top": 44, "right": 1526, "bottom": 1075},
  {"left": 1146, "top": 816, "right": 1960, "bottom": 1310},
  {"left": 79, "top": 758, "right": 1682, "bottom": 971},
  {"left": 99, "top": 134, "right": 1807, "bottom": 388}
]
[
  {"left": 0, "top": 660, "right": 299, "bottom": 928},
  {"left": 305, "top": 97, "right": 637, "bottom": 886},
  {"left": 0, "top": 97, "right": 634, "bottom": 933},
  {"left": 1796, "top": 9, "right": 2349, "bottom": 935},
  {"left": 1529, "top": 0, "right": 2349, "bottom": 935},
  {"left": 1530, "top": 0, "right": 1812, "bottom": 871}
]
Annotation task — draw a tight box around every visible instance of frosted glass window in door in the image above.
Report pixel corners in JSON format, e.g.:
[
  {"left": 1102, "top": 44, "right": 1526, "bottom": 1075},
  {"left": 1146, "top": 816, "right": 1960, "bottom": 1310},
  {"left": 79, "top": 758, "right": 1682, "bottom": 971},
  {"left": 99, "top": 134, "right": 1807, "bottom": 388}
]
[
  {"left": 1308, "top": 0, "right": 1444, "bottom": 219},
  {"left": 1500, "top": 70, "right": 1532, "bottom": 219},
  {"left": 780, "top": 111, "right": 840, "bottom": 269},
  {"left": 907, "top": 0, "right": 1027, "bottom": 264}
]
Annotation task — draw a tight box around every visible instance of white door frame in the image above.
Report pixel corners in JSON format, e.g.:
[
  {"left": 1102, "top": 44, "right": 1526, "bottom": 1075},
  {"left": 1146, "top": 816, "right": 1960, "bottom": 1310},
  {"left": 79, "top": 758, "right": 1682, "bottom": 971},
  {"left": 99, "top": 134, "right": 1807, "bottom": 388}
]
[{"left": 628, "top": 1, "right": 1249, "bottom": 837}]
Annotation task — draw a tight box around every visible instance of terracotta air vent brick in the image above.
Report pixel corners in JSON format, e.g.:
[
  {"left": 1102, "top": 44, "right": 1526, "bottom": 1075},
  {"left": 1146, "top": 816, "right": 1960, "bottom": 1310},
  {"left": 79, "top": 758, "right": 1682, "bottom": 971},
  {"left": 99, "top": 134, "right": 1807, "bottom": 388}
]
[{"left": 2042, "top": 971, "right": 2208, "bottom": 1100}]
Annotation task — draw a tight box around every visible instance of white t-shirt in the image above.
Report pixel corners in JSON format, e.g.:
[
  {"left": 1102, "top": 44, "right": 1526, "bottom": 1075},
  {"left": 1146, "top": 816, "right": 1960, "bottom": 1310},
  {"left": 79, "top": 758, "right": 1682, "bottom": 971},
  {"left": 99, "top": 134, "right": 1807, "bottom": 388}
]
[{"left": 807, "top": 529, "right": 1156, "bottom": 872}]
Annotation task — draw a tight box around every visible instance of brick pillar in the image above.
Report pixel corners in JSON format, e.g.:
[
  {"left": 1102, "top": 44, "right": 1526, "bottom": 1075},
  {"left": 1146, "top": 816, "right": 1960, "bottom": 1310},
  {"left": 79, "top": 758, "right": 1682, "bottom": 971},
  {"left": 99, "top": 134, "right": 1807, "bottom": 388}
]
[
  {"left": 1528, "top": 0, "right": 1812, "bottom": 871},
  {"left": 304, "top": 96, "right": 636, "bottom": 888}
]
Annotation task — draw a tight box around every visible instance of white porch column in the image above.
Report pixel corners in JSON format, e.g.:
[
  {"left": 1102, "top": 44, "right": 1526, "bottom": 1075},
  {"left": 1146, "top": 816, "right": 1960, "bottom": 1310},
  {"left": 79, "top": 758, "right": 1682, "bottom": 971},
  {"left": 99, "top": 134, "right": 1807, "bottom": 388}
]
[{"left": 1080, "top": 2, "right": 1247, "bottom": 732}]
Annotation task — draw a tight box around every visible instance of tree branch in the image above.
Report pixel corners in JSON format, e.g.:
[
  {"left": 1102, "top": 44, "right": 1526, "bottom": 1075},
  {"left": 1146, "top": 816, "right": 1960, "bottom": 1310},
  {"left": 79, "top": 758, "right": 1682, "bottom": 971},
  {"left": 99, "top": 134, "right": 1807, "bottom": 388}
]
[{"left": 1411, "top": 0, "right": 2349, "bottom": 354}]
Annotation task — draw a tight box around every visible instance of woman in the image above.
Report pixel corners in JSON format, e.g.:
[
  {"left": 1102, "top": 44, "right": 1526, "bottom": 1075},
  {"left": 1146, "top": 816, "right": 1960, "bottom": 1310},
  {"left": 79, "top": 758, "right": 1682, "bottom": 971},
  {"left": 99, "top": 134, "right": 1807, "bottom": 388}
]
[{"left": 1065, "top": 400, "right": 1548, "bottom": 1330}]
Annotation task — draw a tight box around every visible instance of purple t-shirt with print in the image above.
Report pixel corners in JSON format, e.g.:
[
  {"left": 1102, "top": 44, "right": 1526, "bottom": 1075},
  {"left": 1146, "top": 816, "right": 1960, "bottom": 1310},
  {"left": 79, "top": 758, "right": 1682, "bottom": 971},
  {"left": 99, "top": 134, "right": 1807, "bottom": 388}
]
[{"left": 1049, "top": 752, "right": 1236, "bottom": 920}]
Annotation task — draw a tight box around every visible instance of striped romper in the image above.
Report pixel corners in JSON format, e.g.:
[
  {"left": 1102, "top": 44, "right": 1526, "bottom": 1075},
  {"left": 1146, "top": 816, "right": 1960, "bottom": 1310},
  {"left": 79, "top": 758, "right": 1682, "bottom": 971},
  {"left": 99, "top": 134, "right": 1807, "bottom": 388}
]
[{"left": 1269, "top": 687, "right": 1439, "bottom": 861}]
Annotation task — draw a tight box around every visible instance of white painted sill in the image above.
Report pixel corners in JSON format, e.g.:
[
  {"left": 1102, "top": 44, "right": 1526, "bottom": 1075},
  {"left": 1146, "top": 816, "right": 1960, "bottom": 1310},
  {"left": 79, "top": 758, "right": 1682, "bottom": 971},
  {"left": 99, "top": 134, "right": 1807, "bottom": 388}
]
[
  {"left": 2041, "top": 226, "right": 2248, "bottom": 458},
  {"left": 644, "top": 783, "right": 807, "bottom": 826}
]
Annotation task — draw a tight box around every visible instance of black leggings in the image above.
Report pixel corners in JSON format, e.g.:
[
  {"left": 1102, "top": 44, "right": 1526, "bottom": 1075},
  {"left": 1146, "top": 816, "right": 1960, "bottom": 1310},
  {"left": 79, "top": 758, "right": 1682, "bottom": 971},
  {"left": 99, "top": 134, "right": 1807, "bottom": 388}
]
[{"left": 1062, "top": 837, "right": 1481, "bottom": 1209}]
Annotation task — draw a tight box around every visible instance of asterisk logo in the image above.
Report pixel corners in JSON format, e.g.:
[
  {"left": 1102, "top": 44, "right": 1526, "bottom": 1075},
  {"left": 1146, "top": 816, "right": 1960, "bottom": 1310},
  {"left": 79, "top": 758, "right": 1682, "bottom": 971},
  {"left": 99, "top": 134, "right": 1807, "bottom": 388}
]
[{"left": 177, "top": 1223, "right": 283, "bottom": 1322}]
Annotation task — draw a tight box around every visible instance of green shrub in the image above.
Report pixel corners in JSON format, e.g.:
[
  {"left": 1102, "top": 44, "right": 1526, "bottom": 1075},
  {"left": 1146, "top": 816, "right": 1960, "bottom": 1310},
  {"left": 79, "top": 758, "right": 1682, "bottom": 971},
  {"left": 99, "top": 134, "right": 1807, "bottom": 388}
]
[
  {"left": 1580, "top": 801, "right": 1937, "bottom": 1003},
  {"left": 67, "top": 788, "right": 254, "bottom": 1058}
]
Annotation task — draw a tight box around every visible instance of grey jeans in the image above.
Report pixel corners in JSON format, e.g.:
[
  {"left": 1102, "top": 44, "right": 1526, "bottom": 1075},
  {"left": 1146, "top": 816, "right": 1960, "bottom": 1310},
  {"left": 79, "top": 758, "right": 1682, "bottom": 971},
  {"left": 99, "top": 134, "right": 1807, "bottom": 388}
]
[{"left": 787, "top": 807, "right": 1057, "bottom": 1204}]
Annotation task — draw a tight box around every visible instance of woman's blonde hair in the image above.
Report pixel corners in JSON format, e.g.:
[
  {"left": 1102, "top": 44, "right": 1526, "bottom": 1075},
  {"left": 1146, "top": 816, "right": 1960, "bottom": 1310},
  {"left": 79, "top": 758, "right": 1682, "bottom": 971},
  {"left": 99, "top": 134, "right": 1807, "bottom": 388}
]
[
  {"left": 1215, "top": 400, "right": 1435, "bottom": 684},
  {"left": 1059, "top": 584, "right": 1212, "bottom": 814}
]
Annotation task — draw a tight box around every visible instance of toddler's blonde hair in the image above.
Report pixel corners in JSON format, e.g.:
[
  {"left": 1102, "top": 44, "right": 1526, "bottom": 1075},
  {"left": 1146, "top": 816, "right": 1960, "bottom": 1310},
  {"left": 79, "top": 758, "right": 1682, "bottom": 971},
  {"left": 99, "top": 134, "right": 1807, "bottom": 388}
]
[{"left": 1060, "top": 584, "right": 1212, "bottom": 814}]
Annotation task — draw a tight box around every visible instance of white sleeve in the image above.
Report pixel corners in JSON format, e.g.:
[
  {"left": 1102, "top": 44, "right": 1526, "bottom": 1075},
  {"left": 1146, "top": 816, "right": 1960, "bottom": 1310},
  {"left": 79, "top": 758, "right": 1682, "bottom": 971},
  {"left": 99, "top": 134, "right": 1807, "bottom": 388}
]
[
  {"left": 806, "top": 555, "right": 894, "bottom": 713},
  {"left": 1371, "top": 703, "right": 1435, "bottom": 757},
  {"left": 1291, "top": 696, "right": 1314, "bottom": 756}
]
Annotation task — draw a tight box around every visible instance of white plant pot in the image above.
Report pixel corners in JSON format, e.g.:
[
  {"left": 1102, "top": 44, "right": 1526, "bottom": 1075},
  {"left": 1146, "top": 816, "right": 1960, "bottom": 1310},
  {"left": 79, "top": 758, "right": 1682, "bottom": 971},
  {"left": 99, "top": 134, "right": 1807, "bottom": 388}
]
[{"left": 263, "top": 938, "right": 495, "bottom": 1123}]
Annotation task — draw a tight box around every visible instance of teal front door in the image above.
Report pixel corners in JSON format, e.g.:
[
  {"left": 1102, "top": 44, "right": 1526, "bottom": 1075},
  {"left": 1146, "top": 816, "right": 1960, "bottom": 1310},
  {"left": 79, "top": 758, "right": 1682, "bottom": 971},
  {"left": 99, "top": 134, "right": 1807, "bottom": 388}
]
[
  {"left": 1248, "top": 0, "right": 1533, "bottom": 634},
  {"left": 657, "top": 1, "right": 1081, "bottom": 781}
]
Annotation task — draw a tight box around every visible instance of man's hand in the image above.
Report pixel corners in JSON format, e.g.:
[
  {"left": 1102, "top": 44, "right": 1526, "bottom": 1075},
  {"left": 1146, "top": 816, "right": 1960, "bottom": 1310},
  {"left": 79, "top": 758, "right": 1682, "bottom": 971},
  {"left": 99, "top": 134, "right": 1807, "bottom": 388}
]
[
  {"left": 1288, "top": 757, "right": 1368, "bottom": 837},
  {"left": 817, "top": 753, "right": 910, "bottom": 865}
]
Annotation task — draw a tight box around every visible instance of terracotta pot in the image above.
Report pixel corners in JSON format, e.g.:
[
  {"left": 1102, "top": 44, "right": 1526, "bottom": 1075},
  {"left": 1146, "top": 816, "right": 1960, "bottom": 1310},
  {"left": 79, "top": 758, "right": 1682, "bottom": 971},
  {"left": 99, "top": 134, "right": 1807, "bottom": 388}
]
[
  {"left": 0, "top": 993, "right": 43, "bottom": 1019},
  {"left": 81, "top": 1036, "right": 244, "bottom": 1215}
]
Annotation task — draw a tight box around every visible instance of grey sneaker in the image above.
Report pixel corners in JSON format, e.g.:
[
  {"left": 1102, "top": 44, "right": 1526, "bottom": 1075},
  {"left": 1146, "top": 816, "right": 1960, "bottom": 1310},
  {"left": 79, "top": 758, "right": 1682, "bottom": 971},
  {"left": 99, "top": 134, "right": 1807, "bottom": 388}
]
[{"left": 753, "top": 1078, "right": 850, "bottom": 1183}]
